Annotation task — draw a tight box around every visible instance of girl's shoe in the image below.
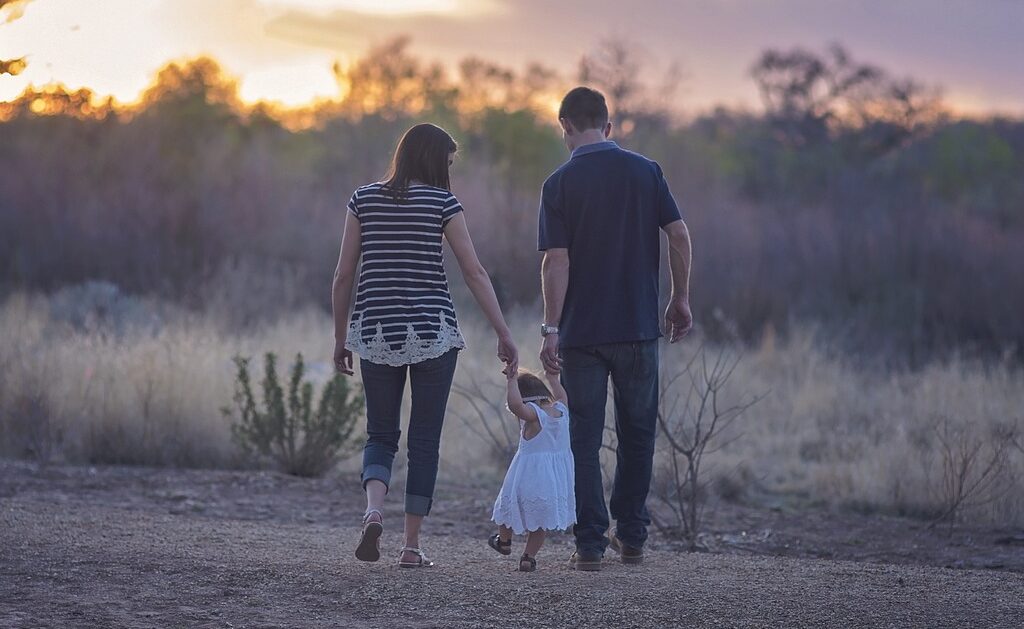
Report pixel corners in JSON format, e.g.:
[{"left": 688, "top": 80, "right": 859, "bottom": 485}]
[
  {"left": 398, "top": 547, "right": 435, "bottom": 568},
  {"left": 487, "top": 534, "right": 512, "bottom": 556},
  {"left": 355, "top": 509, "right": 383, "bottom": 562},
  {"left": 518, "top": 553, "right": 537, "bottom": 572}
]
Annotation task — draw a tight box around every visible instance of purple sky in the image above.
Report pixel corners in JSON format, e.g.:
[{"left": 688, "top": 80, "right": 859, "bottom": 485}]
[
  {"left": 2, "top": 0, "right": 1021, "bottom": 113},
  {"left": 266, "top": 0, "right": 1024, "bottom": 113}
]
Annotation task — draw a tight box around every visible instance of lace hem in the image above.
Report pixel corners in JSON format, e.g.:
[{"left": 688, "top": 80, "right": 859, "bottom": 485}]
[
  {"left": 492, "top": 495, "right": 576, "bottom": 535},
  {"left": 345, "top": 311, "right": 466, "bottom": 367}
]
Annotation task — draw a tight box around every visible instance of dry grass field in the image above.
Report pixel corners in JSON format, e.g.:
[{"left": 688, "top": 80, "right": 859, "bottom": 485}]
[{"left": 2, "top": 287, "right": 1022, "bottom": 529}]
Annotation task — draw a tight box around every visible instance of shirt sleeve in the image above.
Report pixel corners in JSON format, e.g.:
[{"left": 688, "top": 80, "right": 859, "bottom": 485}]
[
  {"left": 347, "top": 190, "right": 360, "bottom": 219},
  {"left": 654, "top": 162, "right": 682, "bottom": 227},
  {"left": 537, "top": 177, "right": 569, "bottom": 251},
  {"left": 441, "top": 193, "right": 464, "bottom": 226}
]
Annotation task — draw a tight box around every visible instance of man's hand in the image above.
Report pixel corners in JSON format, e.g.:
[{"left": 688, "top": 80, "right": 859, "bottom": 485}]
[
  {"left": 334, "top": 339, "right": 354, "bottom": 375},
  {"left": 664, "top": 297, "right": 693, "bottom": 343},
  {"left": 540, "top": 332, "right": 562, "bottom": 374}
]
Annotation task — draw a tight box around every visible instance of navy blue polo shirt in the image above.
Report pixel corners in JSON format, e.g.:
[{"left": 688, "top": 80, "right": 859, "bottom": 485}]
[{"left": 537, "top": 141, "right": 682, "bottom": 349}]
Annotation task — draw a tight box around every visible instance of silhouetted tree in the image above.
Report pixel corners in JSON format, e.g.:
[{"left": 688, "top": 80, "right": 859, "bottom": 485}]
[
  {"left": 578, "top": 38, "right": 681, "bottom": 138},
  {"left": 751, "top": 43, "right": 942, "bottom": 153},
  {"left": 332, "top": 36, "right": 457, "bottom": 120}
]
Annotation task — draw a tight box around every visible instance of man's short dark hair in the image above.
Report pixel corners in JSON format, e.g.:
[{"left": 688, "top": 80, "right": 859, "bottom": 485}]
[{"left": 558, "top": 87, "right": 609, "bottom": 132}]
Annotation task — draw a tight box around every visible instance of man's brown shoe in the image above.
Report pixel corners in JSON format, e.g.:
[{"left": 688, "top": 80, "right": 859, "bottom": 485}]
[
  {"left": 568, "top": 550, "right": 603, "bottom": 571},
  {"left": 608, "top": 532, "right": 644, "bottom": 565}
]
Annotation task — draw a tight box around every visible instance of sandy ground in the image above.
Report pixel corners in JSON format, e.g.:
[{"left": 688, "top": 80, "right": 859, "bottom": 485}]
[{"left": 2, "top": 461, "right": 1023, "bottom": 628}]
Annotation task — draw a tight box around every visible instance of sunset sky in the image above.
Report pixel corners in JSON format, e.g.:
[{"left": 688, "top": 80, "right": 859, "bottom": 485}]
[{"left": 1, "top": 0, "right": 1023, "bottom": 114}]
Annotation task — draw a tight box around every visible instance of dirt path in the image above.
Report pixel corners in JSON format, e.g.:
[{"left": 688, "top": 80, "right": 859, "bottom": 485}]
[{"left": 2, "top": 462, "right": 1023, "bottom": 628}]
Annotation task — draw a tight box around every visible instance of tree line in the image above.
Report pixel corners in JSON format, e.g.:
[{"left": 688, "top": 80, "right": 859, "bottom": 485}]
[{"left": 1, "top": 39, "right": 1022, "bottom": 363}]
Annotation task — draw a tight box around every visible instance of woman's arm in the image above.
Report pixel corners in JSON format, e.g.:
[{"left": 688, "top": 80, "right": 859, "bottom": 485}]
[
  {"left": 504, "top": 365, "right": 539, "bottom": 423},
  {"left": 444, "top": 212, "right": 518, "bottom": 371},
  {"left": 544, "top": 371, "right": 568, "bottom": 405},
  {"left": 331, "top": 212, "right": 362, "bottom": 374}
]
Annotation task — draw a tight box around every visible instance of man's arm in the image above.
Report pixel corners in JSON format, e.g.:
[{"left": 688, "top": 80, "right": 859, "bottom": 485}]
[
  {"left": 541, "top": 248, "right": 569, "bottom": 373},
  {"left": 663, "top": 219, "right": 693, "bottom": 342}
]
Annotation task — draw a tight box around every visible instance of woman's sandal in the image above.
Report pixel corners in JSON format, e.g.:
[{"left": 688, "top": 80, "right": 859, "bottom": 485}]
[
  {"left": 518, "top": 553, "right": 537, "bottom": 572},
  {"left": 355, "top": 509, "right": 383, "bottom": 562},
  {"left": 487, "top": 534, "right": 512, "bottom": 556},
  {"left": 398, "top": 547, "right": 435, "bottom": 568}
]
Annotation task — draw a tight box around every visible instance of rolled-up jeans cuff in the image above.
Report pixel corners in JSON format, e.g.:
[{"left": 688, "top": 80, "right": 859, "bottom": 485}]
[
  {"left": 361, "top": 464, "right": 392, "bottom": 492},
  {"left": 405, "top": 493, "right": 432, "bottom": 516}
]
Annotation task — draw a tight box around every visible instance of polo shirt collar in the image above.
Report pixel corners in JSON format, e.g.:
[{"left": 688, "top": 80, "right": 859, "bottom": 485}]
[{"left": 570, "top": 140, "right": 618, "bottom": 159}]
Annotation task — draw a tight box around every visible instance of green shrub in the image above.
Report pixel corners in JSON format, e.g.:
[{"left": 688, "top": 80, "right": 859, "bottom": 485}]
[{"left": 225, "top": 352, "right": 363, "bottom": 477}]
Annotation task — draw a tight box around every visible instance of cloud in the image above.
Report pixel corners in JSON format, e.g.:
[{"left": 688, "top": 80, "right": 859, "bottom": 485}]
[{"left": 156, "top": 0, "right": 329, "bottom": 65}]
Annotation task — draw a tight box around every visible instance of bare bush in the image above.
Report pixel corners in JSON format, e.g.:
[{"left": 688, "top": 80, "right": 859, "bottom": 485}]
[
  {"left": 4, "top": 390, "right": 60, "bottom": 464},
  {"left": 451, "top": 372, "right": 519, "bottom": 466},
  {"left": 925, "top": 416, "right": 1018, "bottom": 531},
  {"left": 224, "top": 353, "right": 363, "bottom": 477},
  {"left": 652, "top": 348, "right": 762, "bottom": 550}
]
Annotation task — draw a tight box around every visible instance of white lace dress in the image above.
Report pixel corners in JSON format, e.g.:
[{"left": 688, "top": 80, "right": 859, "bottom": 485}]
[{"left": 491, "top": 401, "right": 576, "bottom": 534}]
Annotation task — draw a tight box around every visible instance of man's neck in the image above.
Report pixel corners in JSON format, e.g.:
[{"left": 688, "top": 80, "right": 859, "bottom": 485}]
[{"left": 571, "top": 130, "right": 610, "bottom": 152}]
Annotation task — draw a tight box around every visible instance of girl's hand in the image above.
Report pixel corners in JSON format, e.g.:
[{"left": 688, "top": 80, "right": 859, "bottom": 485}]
[
  {"left": 334, "top": 339, "right": 354, "bottom": 375},
  {"left": 497, "top": 332, "right": 518, "bottom": 374}
]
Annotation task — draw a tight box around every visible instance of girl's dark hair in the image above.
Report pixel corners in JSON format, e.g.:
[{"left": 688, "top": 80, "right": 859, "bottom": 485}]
[
  {"left": 382, "top": 123, "right": 457, "bottom": 200},
  {"left": 517, "top": 370, "right": 553, "bottom": 401}
]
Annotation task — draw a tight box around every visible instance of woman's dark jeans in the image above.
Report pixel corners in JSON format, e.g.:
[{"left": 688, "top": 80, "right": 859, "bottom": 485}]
[
  {"left": 561, "top": 340, "right": 659, "bottom": 555},
  {"left": 359, "top": 349, "right": 459, "bottom": 516}
]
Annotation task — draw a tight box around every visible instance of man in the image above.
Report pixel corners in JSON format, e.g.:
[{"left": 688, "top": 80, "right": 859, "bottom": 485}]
[{"left": 538, "top": 86, "right": 693, "bottom": 571}]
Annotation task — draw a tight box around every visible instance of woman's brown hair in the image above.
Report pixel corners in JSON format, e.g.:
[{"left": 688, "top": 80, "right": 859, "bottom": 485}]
[
  {"left": 382, "top": 123, "right": 457, "bottom": 200},
  {"left": 516, "top": 370, "right": 553, "bottom": 401}
]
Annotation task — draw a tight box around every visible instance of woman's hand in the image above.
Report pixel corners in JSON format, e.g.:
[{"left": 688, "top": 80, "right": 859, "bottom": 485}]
[
  {"left": 334, "top": 339, "right": 354, "bottom": 375},
  {"left": 497, "top": 332, "right": 518, "bottom": 374}
]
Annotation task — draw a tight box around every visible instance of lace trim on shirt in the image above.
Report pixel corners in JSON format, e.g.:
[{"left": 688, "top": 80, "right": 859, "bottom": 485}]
[{"left": 345, "top": 311, "right": 466, "bottom": 367}]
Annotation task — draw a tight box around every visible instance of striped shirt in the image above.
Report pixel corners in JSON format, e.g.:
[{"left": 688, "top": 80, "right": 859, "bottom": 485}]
[{"left": 344, "top": 182, "right": 466, "bottom": 366}]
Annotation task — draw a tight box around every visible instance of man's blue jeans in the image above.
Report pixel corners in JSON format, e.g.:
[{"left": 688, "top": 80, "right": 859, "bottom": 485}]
[
  {"left": 561, "top": 340, "right": 659, "bottom": 555},
  {"left": 359, "top": 349, "right": 459, "bottom": 516}
]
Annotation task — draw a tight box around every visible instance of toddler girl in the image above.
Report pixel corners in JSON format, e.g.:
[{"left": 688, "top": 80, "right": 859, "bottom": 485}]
[{"left": 488, "top": 367, "right": 576, "bottom": 571}]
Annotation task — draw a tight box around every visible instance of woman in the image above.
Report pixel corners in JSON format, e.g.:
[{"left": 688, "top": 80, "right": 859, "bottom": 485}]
[{"left": 332, "top": 123, "right": 518, "bottom": 567}]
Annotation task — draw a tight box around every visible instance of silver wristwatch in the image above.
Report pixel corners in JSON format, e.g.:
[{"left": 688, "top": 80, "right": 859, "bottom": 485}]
[{"left": 541, "top": 324, "right": 559, "bottom": 336}]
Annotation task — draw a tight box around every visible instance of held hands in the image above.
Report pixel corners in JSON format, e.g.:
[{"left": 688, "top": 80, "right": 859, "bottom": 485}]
[
  {"left": 664, "top": 296, "right": 694, "bottom": 343},
  {"left": 497, "top": 332, "right": 519, "bottom": 375},
  {"left": 333, "top": 338, "right": 354, "bottom": 375}
]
